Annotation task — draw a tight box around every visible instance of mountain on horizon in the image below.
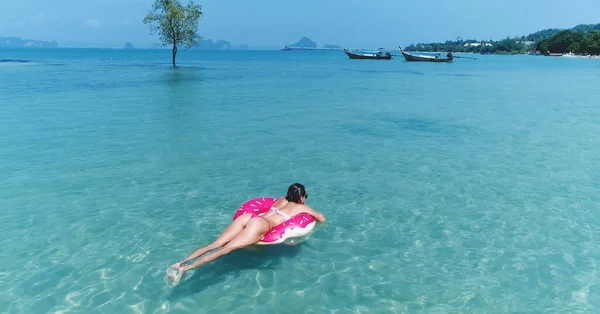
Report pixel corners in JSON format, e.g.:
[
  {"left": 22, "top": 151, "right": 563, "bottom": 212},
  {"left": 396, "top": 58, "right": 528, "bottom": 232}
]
[
  {"left": 194, "top": 39, "right": 232, "bottom": 50},
  {"left": 0, "top": 36, "right": 243, "bottom": 50},
  {"left": 288, "top": 37, "right": 317, "bottom": 48},
  {"left": 0, "top": 37, "right": 58, "bottom": 48},
  {"left": 282, "top": 37, "right": 341, "bottom": 50},
  {"left": 525, "top": 23, "right": 600, "bottom": 41}
]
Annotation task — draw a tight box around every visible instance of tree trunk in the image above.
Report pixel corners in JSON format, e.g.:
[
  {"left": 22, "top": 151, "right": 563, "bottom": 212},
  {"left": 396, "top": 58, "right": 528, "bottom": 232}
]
[{"left": 172, "top": 43, "right": 178, "bottom": 67}]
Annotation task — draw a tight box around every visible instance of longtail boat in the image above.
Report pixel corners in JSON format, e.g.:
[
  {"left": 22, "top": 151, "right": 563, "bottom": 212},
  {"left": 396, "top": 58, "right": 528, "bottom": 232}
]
[
  {"left": 344, "top": 48, "right": 392, "bottom": 60},
  {"left": 399, "top": 46, "right": 453, "bottom": 63}
]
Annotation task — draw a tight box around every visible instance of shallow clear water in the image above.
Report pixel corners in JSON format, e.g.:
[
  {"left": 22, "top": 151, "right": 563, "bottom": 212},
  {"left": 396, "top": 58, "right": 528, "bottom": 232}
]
[{"left": 2, "top": 48, "right": 600, "bottom": 313}]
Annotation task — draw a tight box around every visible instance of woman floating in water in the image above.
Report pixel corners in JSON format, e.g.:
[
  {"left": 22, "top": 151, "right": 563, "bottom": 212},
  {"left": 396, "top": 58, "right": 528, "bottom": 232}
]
[{"left": 166, "top": 183, "right": 326, "bottom": 285}]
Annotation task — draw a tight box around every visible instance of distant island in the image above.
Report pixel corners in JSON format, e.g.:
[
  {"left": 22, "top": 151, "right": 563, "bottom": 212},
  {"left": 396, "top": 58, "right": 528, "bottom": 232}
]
[
  {"left": 195, "top": 39, "right": 231, "bottom": 50},
  {"left": 0, "top": 36, "right": 241, "bottom": 50},
  {"left": 0, "top": 36, "right": 58, "bottom": 48},
  {"left": 290, "top": 37, "right": 317, "bottom": 48},
  {"left": 282, "top": 37, "right": 342, "bottom": 51},
  {"left": 404, "top": 23, "right": 600, "bottom": 56},
  {"left": 147, "top": 38, "right": 240, "bottom": 50}
]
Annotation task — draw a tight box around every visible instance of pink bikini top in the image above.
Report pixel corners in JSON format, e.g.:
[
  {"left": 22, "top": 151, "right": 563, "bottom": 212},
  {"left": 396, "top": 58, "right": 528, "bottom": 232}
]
[{"left": 263, "top": 206, "right": 292, "bottom": 221}]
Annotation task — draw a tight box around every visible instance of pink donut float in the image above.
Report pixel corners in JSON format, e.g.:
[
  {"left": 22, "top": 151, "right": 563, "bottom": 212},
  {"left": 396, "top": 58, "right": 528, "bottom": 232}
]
[{"left": 234, "top": 197, "right": 316, "bottom": 245}]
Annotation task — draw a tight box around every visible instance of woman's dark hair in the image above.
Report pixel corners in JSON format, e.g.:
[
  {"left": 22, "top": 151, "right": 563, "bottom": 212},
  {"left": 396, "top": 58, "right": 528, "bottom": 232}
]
[{"left": 286, "top": 183, "right": 307, "bottom": 203}]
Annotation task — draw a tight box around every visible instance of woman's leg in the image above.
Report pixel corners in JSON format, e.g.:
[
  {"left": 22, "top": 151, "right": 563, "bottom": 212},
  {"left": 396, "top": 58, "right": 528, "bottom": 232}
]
[
  {"left": 172, "top": 218, "right": 269, "bottom": 285},
  {"left": 174, "top": 213, "right": 254, "bottom": 267}
]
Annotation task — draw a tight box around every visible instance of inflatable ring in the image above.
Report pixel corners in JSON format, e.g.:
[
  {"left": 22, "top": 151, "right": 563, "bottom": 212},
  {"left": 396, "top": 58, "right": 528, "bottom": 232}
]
[{"left": 233, "top": 197, "right": 316, "bottom": 245}]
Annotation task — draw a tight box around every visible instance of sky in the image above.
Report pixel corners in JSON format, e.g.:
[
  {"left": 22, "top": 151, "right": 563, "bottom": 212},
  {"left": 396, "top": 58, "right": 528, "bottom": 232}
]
[{"left": 1, "top": 0, "right": 599, "bottom": 49}]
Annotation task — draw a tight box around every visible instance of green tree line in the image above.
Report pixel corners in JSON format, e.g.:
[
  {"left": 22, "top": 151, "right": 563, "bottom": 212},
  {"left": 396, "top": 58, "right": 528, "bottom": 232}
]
[
  {"left": 405, "top": 23, "right": 600, "bottom": 55},
  {"left": 536, "top": 30, "right": 600, "bottom": 55},
  {"left": 404, "top": 37, "right": 533, "bottom": 55}
]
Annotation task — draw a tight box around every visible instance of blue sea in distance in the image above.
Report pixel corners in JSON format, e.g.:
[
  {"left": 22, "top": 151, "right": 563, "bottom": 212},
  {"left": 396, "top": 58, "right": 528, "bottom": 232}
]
[{"left": 2, "top": 48, "right": 600, "bottom": 313}]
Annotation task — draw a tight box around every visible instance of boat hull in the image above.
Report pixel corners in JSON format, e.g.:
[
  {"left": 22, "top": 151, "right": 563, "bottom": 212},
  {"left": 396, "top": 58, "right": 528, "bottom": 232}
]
[
  {"left": 344, "top": 49, "right": 392, "bottom": 60},
  {"left": 398, "top": 46, "right": 453, "bottom": 62}
]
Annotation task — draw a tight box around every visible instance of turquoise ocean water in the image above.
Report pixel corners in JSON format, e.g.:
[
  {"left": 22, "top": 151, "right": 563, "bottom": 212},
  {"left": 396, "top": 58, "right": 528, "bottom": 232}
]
[{"left": 2, "top": 48, "right": 600, "bottom": 313}]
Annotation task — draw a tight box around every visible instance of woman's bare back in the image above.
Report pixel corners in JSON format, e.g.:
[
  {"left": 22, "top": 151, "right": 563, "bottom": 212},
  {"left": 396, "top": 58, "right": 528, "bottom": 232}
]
[{"left": 266, "top": 196, "right": 325, "bottom": 225}]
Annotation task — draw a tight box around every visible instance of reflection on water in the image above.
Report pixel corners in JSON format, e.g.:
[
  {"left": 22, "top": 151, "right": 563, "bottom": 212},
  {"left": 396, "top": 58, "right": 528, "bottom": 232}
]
[{"left": 162, "top": 66, "right": 205, "bottom": 84}]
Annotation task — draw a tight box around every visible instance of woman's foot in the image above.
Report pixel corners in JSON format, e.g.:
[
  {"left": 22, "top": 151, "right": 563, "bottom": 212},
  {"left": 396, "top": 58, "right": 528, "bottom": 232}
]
[
  {"left": 166, "top": 262, "right": 185, "bottom": 281},
  {"left": 166, "top": 267, "right": 178, "bottom": 281},
  {"left": 172, "top": 266, "right": 186, "bottom": 286}
]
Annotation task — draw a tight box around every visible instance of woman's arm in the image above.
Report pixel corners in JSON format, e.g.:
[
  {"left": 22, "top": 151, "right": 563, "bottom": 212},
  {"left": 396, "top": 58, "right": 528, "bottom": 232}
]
[{"left": 301, "top": 205, "right": 326, "bottom": 223}]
